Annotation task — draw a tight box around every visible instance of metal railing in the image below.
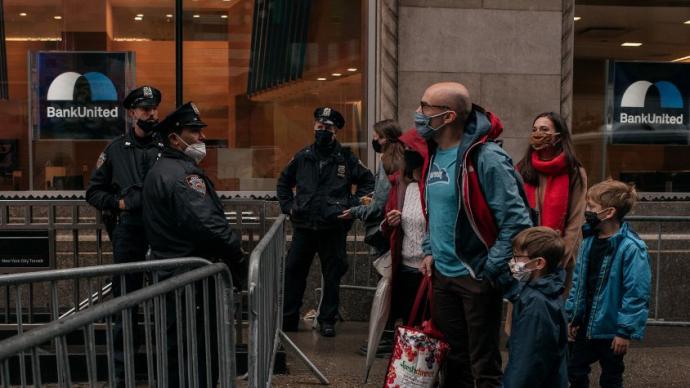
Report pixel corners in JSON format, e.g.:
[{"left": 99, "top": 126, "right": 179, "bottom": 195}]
[
  {"left": 0, "top": 199, "right": 265, "bottom": 326},
  {"left": 627, "top": 215, "right": 690, "bottom": 327},
  {"left": 248, "top": 215, "right": 328, "bottom": 387},
  {"left": 0, "top": 258, "right": 236, "bottom": 388}
]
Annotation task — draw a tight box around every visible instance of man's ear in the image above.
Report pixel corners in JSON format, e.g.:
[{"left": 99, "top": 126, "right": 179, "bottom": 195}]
[{"left": 445, "top": 110, "right": 458, "bottom": 125}]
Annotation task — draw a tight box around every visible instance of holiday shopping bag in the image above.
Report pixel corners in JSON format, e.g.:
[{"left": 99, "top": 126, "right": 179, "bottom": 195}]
[{"left": 383, "top": 276, "right": 449, "bottom": 388}]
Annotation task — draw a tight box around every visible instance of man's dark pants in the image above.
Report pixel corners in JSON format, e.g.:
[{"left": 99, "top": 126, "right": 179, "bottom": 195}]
[
  {"left": 165, "top": 279, "right": 219, "bottom": 387},
  {"left": 283, "top": 226, "right": 347, "bottom": 327},
  {"left": 111, "top": 215, "right": 147, "bottom": 381},
  {"left": 568, "top": 333, "right": 625, "bottom": 388},
  {"left": 431, "top": 271, "right": 503, "bottom": 388}
]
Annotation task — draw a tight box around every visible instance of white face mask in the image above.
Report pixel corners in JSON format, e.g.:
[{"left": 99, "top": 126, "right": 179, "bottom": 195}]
[
  {"left": 509, "top": 259, "right": 537, "bottom": 282},
  {"left": 174, "top": 133, "right": 206, "bottom": 164}
]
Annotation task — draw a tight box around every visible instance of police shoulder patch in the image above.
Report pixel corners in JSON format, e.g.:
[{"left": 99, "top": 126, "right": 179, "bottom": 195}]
[
  {"left": 96, "top": 152, "right": 106, "bottom": 169},
  {"left": 186, "top": 175, "right": 206, "bottom": 195}
]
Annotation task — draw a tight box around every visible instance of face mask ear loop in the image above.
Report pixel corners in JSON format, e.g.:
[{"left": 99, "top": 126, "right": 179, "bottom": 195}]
[{"left": 173, "top": 133, "right": 191, "bottom": 149}]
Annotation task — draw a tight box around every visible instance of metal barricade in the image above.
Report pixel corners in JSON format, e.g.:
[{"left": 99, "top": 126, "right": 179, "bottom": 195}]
[
  {"left": 0, "top": 198, "right": 265, "bottom": 326},
  {"left": 0, "top": 258, "right": 236, "bottom": 388},
  {"left": 627, "top": 215, "right": 690, "bottom": 327},
  {"left": 247, "top": 215, "right": 328, "bottom": 387}
]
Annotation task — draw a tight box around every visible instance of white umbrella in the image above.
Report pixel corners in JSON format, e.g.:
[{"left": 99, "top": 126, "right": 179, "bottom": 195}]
[{"left": 363, "top": 251, "right": 393, "bottom": 383}]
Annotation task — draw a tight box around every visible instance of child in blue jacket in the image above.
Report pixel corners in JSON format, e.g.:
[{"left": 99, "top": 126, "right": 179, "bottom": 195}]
[
  {"left": 503, "top": 226, "right": 569, "bottom": 388},
  {"left": 566, "top": 179, "right": 651, "bottom": 388}
]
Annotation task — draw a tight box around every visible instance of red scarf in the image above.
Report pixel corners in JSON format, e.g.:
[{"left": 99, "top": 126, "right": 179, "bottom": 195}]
[{"left": 524, "top": 152, "right": 570, "bottom": 234}]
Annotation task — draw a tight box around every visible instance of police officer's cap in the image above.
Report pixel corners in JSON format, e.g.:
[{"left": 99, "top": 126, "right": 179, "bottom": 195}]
[
  {"left": 314, "top": 107, "right": 345, "bottom": 129},
  {"left": 123, "top": 85, "right": 161, "bottom": 109},
  {"left": 155, "top": 102, "right": 207, "bottom": 135}
]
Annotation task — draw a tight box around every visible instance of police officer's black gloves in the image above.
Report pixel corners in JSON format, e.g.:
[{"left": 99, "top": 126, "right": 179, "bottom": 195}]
[
  {"left": 226, "top": 253, "right": 248, "bottom": 291},
  {"left": 120, "top": 185, "right": 143, "bottom": 211}
]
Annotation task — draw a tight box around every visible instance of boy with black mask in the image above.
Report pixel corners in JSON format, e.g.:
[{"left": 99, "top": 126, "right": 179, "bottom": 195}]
[{"left": 566, "top": 179, "right": 651, "bottom": 388}]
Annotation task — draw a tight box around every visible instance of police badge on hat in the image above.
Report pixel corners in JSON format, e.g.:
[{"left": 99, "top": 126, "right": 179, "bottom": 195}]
[
  {"left": 186, "top": 175, "right": 206, "bottom": 195},
  {"left": 143, "top": 86, "right": 153, "bottom": 98}
]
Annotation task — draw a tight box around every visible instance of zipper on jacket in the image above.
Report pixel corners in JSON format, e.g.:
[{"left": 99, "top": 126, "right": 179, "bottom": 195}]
[
  {"left": 569, "top": 239, "right": 589, "bottom": 329},
  {"left": 586, "top": 252, "right": 611, "bottom": 339}
]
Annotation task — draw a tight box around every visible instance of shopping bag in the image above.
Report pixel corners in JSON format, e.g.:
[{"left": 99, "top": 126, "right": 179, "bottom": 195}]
[{"left": 383, "top": 276, "right": 449, "bottom": 388}]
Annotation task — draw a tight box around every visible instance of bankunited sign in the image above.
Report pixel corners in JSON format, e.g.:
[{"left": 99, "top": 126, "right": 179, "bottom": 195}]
[
  {"left": 611, "top": 61, "right": 690, "bottom": 145},
  {"left": 35, "top": 52, "right": 132, "bottom": 139}
]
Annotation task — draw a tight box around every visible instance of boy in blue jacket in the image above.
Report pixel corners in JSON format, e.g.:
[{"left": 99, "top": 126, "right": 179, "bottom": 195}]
[
  {"left": 503, "top": 226, "right": 568, "bottom": 388},
  {"left": 566, "top": 179, "right": 651, "bottom": 388}
]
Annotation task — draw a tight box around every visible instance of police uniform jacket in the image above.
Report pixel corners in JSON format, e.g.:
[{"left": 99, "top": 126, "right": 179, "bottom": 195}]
[
  {"left": 277, "top": 142, "right": 375, "bottom": 230},
  {"left": 142, "top": 148, "right": 243, "bottom": 264},
  {"left": 86, "top": 131, "right": 163, "bottom": 215}
]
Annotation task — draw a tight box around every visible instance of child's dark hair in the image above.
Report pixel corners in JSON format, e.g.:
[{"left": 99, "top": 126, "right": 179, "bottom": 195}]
[
  {"left": 512, "top": 226, "right": 565, "bottom": 272},
  {"left": 587, "top": 179, "right": 638, "bottom": 221}
]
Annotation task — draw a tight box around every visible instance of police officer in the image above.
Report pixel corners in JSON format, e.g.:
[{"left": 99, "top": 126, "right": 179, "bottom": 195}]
[
  {"left": 277, "top": 107, "right": 375, "bottom": 337},
  {"left": 85, "top": 85, "right": 163, "bottom": 385},
  {"left": 143, "top": 102, "right": 244, "bottom": 386}
]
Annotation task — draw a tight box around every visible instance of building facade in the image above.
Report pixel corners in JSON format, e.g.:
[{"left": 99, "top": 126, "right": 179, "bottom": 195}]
[{"left": 1, "top": 0, "right": 690, "bottom": 197}]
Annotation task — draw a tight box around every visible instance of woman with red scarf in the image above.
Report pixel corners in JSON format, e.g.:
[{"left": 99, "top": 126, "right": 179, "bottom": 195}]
[
  {"left": 505, "top": 112, "right": 587, "bottom": 336},
  {"left": 518, "top": 112, "right": 587, "bottom": 290}
]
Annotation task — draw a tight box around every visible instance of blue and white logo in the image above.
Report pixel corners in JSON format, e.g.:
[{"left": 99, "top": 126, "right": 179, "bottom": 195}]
[
  {"left": 47, "top": 71, "right": 117, "bottom": 101},
  {"left": 619, "top": 80, "right": 685, "bottom": 125},
  {"left": 621, "top": 80, "right": 683, "bottom": 109},
  {"left": 427, "top": 163, "right": 450, "bottom": 185},
  {"left": 45, "top": 71, "right": 119, "bottom": 119}
]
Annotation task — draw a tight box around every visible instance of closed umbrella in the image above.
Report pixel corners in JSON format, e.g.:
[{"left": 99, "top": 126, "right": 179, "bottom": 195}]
[{"left": 363, "top": 251, "right": 392, "bottom": 383}]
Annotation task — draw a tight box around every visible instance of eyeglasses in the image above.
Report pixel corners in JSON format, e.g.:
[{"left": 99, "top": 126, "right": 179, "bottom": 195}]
[{"left": 419, "top": 101, "right": 451, "bottom": 116}]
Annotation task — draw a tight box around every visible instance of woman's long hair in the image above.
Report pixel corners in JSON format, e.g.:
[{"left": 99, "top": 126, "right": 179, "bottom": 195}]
[
  {"left": 376, "top": 119, "right": 405, "bottom": 175},
  {"left": 517, "top": 112, "right": 583, "bottom": 186}
]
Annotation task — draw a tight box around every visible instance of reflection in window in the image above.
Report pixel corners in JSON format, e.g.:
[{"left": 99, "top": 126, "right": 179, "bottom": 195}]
[
  {"left": 573, "top": 1, "right": 690, "bottom": 192},
  {"left": 186, "top": 0, "right": 366, "bottom": 191},
  {"left": 1, "top": 0, "right": 366, "bottom": 192}
]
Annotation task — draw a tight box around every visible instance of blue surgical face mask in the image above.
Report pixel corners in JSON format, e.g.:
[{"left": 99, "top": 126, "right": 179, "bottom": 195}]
[{"left": 414, "top": 111, "right": 451, "bottom": 140}]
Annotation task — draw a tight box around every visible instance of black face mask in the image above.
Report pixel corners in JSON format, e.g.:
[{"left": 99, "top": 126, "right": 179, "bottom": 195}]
[
  {"left": 136, "top": 118, "right": 159, "bottom": 135},
  {"left": 315, "top": 130, "right": 334, "bottom": 148},
  {"left": 403, "top": 149, "right": 424, "bottom": 179},
  {"left": 584, "top": 210, "right": 602, "bottom": 229},
  {"left": 372, "top": 139, "right": 383, "bottom": 154}
]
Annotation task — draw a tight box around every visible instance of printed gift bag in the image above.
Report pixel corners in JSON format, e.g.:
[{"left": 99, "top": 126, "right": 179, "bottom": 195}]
[{"left": 383, "top": 276, "right": 449, "bottom": 388}]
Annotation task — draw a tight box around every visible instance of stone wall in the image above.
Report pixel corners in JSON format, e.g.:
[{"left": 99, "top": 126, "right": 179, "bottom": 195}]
[{"left": 396, "top": 0, "right": 566, "bottom": 161}]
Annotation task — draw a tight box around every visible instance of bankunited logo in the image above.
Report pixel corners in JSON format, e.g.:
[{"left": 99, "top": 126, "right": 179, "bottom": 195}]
[
  {"left": 46, "top": 71, "right": 119, "bottom": 119},
  {"left": 619, "top": 80, "right": 685, "bottom": 125}
]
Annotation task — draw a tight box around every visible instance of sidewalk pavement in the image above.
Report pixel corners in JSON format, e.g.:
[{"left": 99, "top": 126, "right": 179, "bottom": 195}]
[{"left": 270, "top": 321, "right": 690, "bottom": 387}]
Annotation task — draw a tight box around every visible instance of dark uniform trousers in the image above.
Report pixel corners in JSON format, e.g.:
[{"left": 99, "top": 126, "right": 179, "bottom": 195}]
[
  {"left": 111, "top": 214, "right": 148, "bottom": 380},
  {"left": 164, "top": 277, "right": 219, "bottom": 388},
  {"left": 284, "top": 226, "right": 347, "bottom": 326}
]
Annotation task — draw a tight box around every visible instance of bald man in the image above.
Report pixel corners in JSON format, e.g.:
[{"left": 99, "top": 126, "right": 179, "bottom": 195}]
[{"left": 416, "top": 82, "right": 532, "bottom": 388}]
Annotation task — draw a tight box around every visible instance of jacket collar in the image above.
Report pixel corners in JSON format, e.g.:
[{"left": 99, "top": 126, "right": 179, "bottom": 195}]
[
  {"left": 306, "top": 141, "right": 345, "bottom": 161},
  {"left": 528, "top": 269, "right": 565, "bottom": 297},
  {"left": 583, "top": 221, "right": 632, "bottom": 244},
  {"left": 162, "top": 147, "right": 200, "bottom": 169}
]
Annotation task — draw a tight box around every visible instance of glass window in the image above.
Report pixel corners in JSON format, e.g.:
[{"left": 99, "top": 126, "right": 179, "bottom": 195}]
[
  {"left": 0, "top": 0, "right": 367, "bottom": 192},
  {"left": 183, "top": 0, "right": 366, "bottom": 191},
  {"left": 573, "top": 1, "right": 690, "bottom": 192}
]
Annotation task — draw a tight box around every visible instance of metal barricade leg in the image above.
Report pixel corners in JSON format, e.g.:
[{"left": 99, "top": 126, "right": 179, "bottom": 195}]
[{"left": 278, "top": 330, "right": 330, "bottom": 385}]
